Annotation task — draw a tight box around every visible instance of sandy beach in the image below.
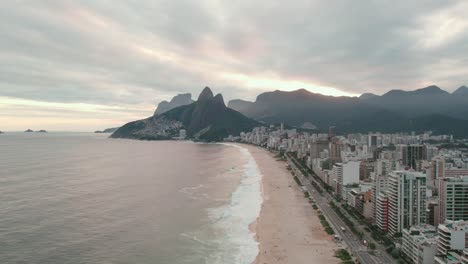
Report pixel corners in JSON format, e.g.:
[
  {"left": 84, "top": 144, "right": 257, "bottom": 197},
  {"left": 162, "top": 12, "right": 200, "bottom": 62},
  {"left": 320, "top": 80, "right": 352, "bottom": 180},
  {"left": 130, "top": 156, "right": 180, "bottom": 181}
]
[{"left": 243, "top": 145, "right": 339, "bottom": 264}]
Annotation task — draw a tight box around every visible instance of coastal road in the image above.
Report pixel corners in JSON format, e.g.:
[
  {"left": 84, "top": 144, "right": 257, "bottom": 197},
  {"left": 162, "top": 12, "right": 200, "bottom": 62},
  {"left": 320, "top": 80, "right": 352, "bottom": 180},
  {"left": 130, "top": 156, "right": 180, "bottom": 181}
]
[{"left": 286, "top": 157, "right": 396, "bottom": 264}]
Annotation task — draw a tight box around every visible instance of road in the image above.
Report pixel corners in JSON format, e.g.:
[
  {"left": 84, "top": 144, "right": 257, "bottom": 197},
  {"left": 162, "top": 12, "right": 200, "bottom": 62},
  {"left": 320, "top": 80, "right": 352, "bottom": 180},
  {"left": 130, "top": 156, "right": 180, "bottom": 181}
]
[{"left": 286, "top": 156, "right": 396, "bottom": 264}]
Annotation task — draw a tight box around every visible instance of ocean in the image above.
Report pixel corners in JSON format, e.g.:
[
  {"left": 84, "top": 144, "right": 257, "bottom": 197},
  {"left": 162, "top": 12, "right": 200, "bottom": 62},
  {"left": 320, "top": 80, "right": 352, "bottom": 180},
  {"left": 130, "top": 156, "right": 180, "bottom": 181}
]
[{"left": 0, "top": 133, "right": 262, "bottom": 264}]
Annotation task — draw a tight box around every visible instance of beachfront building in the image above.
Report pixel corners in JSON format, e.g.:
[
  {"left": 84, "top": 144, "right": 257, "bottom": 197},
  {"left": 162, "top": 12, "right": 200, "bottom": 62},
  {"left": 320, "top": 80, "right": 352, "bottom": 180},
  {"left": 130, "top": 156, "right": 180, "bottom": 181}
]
[
  {"left": 371, "top": 173, "right": 389, "bottom": 221},
  {"left": 387, "top": 171, "right": 427, "bottom": 236},
  {"left": 402, "top": 225, "right": 438, "bottom": 264},
  {"left": 376, "top": 192, "right": 389, "bottom": 232},
  {"left": 439, "top": 176, "right": 468, "bottom": 223},
  {"left": 437, "top": 220, "right": 468, "bottom": 256},
  {"left": 332, "top": 161, "right": 360, "bottom": 200}
]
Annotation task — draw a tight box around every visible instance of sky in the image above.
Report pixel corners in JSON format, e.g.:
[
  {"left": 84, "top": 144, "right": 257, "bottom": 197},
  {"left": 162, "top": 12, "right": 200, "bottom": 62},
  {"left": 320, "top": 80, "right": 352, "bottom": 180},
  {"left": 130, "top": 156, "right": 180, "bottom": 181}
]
[{"left": 1, "top": 1, "right": 468, "bottom": 131}]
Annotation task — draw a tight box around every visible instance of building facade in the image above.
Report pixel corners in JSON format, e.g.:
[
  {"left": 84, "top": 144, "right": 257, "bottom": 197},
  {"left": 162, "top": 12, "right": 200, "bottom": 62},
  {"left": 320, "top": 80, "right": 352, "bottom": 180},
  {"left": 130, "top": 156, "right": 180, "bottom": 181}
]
[
  {"left": 388, "top": 171, "right": 427, "bottom": 236},
  {"left": 402, "top": 225, "right": 438, "bottom": 264},
  {"left": 439, "top": 176, "right": 468, "bottom": 223}
]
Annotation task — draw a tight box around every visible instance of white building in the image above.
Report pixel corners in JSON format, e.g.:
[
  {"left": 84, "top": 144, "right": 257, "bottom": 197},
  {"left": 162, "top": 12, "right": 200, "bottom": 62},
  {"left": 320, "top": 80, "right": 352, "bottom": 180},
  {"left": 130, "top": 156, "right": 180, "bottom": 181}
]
[
  {"left": 402, "top": 225, "right": 438, "bottom": 264},
  {"left": 388, "top": 171, "right": 427, "bottom": 236},
  {"left": 372, "top": 173, "right": 389, "bottom": 220},
  {"left": 376, "top": 193, "right": 389, "bottom": 232},
  {"left": 437, "top": 220, "right": 468, "bottom": 256},
  {"left": 332, "top": 161, "right": 360, "bottom": 200}
]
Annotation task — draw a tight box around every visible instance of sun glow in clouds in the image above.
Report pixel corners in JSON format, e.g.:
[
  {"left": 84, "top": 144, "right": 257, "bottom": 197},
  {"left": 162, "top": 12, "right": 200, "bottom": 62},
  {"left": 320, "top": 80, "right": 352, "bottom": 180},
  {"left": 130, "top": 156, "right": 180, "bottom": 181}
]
[
  {"left": 0, "top": 96, "right": 152, "bottom": 131},
  {"left": 221, "top": 73, "right": 359, "bottom": 97}
]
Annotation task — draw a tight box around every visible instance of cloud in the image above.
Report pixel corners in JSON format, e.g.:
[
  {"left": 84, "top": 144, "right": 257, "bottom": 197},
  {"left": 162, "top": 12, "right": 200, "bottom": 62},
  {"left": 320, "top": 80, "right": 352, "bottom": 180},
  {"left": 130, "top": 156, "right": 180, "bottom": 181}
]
[{"left": 0, "top": 0, "right": 467, "bottom": 130}]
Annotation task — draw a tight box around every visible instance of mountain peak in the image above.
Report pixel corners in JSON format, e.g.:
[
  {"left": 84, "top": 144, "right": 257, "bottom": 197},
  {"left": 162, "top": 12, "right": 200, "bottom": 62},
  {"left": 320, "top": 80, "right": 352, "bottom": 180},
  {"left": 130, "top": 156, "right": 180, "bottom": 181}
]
[
  {"left": 213, "top": 93, "right": 225, "bottom": 106},
  {"left": 453, "top": 85, "right": 468, "bottom": 95},
  {"left": 359, "top": 93, "right": 378, "bottom": 100},
  {"left": 170, "top": 93, "right": 192, "bottom": 104},
  {"left": 154, "top": 93, "right": 194, "bottom": 115},
  {"left": 112, "top": 87, "right": 258, "bottom": 142},
  {"left": 198, "top": 87, "right": 214, "bottom": 101},
  {"left": 383, "top": 85, "right": 448, "bottom": 97},
  {"left": 414, "top": 85, "right": 448, "bottom": 95}
]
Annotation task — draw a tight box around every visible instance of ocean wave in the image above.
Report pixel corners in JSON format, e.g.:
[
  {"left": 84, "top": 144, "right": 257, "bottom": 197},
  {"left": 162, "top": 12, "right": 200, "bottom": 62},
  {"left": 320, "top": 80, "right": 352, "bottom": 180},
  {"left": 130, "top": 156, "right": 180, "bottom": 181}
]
[
  {"left": 205, "top": 144, "right": 263, "bottom": 264},
  {"left": 179, "top": 184, "right": 211, "bottom": 200}
]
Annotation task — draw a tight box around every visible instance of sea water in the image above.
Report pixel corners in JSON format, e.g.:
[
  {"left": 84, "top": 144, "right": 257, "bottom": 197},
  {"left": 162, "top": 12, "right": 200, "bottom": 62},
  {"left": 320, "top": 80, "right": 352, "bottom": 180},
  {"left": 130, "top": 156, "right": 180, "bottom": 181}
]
[{"left": 0, "top": 133, "right": 263, "bottom": 264}]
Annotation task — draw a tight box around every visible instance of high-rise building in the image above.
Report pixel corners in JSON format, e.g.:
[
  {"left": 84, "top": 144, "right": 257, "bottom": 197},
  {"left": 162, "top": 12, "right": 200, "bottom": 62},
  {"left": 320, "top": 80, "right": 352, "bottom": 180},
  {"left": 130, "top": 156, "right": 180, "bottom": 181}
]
[
  {"left": 402, "top": 225, "right": 438, "bottom": 264},
  {"left": 387, "top": 171, "right": 427, "bottom": 236},
  {"left": 376, "top": 193, "right": 389, "bottom": 232},
  {"left": 427, "top": 200, "right": 440, "bottom": 227},
  {"left": 372, "top": 173, "right": 389, "bottom": 220},
  {"left": 432, "top": 157, "right": 446, "bottom": 179},
  {"left": 329, "top": 138, "right": 345, "bottom": 163},
  {"left": 402, "top": 145, "right": 426, "bottom": 170},
  {"left": 309, "top": 140, "right": 329, "bottom": 160},
  {"left": 436, "top": 220, "right": 468, "bottom": 256},
  {"left": 368, "top": 134, "right": 378, "bottom": 148},
  {"left": 438, "top": 176, "right": 468, "bottom": 223},
  {"left": 426, "top": 146, "right": 439, "bottom": 161},
  {"left": 333, "top": 161, "right": 360, "bottom": 199},
  {"left": 375, "top": 159, "right": 399, "bottom": 176}
]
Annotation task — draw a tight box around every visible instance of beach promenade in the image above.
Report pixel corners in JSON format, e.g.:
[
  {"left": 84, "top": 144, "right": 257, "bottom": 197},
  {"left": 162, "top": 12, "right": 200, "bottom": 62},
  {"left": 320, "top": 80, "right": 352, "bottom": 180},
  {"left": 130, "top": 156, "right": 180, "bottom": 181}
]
[
  {"left": 286, "top": 153, "right": 397, "bottom": 264},
  {"left": 244, "top": 145, "right": 339, "bottom": 264}
]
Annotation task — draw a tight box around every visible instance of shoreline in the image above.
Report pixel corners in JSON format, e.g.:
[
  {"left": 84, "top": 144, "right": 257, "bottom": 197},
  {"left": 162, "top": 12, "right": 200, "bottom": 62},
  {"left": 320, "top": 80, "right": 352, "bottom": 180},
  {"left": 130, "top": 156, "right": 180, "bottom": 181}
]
[{"left": 241, "top": 144, "right": 339, "bottom": 264}]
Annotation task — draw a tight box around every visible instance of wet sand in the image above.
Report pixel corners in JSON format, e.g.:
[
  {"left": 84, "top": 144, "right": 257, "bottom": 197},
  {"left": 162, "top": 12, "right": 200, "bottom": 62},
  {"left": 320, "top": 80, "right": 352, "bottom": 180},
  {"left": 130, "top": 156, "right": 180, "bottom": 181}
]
[{"left": 243, "top": 145, "right": 339, "bottom": 264}]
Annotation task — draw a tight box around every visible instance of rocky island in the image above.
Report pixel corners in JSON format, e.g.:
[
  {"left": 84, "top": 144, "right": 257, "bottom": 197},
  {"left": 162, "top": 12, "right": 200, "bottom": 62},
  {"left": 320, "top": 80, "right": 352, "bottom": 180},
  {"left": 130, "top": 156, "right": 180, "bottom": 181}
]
[
  {"left": 25, "top": 129, "right": 34, "bottom": 132},
  {"left": 111, "top": 87, "right": 258, "bottom": 142}
]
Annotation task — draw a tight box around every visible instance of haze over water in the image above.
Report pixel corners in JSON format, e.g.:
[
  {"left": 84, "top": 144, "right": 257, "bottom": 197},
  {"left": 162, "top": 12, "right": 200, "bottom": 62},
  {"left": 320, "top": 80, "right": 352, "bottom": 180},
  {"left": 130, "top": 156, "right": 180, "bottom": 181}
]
[{"left": 0, "top": 133, "right": 260, "bottom": 264}]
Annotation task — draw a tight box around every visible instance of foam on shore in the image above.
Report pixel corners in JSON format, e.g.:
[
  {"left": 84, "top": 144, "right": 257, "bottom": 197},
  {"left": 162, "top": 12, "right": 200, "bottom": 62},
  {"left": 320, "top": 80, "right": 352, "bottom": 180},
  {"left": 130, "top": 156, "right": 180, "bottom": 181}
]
[{"left": 206, "top": 144, "right": 263, "bottom": 264}]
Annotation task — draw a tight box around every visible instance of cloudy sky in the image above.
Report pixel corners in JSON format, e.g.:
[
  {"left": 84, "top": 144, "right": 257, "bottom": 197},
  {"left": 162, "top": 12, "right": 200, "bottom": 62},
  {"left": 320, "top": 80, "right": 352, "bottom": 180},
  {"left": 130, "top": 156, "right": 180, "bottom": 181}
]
[{"left": 1, "top": 1, "right": 467, "bottom": 131}]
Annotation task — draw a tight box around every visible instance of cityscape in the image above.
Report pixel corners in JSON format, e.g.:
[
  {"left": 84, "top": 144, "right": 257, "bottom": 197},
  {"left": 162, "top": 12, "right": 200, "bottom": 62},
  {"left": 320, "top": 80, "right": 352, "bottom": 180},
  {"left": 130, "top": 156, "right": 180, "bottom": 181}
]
[
  {"left": 2, "top": 1, "right": 468, "bottom": 264},
  {"left": 235, "top": 125, "right": 468, "bottom": 264}
]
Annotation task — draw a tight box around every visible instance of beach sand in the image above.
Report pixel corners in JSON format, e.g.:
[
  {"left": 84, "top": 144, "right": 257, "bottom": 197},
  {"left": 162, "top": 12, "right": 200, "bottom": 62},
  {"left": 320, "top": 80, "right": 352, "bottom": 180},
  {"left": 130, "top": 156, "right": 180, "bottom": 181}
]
[{"left": 244, "top": 145, "right": 340, "bottom": 264}]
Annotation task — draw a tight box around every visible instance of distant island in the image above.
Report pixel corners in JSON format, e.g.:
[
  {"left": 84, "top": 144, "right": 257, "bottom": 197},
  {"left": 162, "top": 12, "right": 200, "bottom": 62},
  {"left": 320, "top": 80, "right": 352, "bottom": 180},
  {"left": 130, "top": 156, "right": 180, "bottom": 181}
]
[
  {"left": 0, "top": 131, "right": 4, "bottom": 134},
  {"left": 95, "top": 127, "right": 120, "bottom": 134},
  {"left": 24, "top": 129, "right": 47, "bottom": 133},
  {"left": 111, "top": 87, "right": 258, "bottom": 142}
]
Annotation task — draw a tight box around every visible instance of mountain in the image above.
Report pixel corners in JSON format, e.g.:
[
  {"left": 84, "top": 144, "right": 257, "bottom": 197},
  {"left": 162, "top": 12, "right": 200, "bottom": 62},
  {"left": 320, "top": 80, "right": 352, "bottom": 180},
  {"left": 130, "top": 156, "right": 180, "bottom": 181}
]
[
  {"left": 453, "top": 85, "right": 468, "bottom": 95},
  {"left": 227, "top": 99, "right": 254, "bottom": 114},
  {"left": 111, "top": 87, "right": 259, "bottom": 141},
  {"left": 359, "top": 93, "right": 378, "bottom": 100},
  {"left": 154, "top": 93, "right": 194, "bottom": 115},
  {"left": 228, "top": 86, "right": 468, "bottom": 137},
  {"left": 364, "top": 85, "right": 450, "bottom": 114},
  {"left": 361, "top": 85, "right": 468, "bottom": 119},
  {"left": 95, "top": 127, "right": 120, "bottom": 133},
  {"left": 229, "top": 88, "right": 365, "bottom": 129}
]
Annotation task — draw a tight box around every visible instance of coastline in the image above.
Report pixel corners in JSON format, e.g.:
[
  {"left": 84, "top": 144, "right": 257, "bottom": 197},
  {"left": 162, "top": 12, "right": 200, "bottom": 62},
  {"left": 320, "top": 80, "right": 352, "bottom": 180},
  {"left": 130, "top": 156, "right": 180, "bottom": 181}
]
[
  {"left": 213, "top": 143, "right": 263, "bottom": 264},
  {"left": 241, "top": 144, "right": 339, "bottom": 264}
]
